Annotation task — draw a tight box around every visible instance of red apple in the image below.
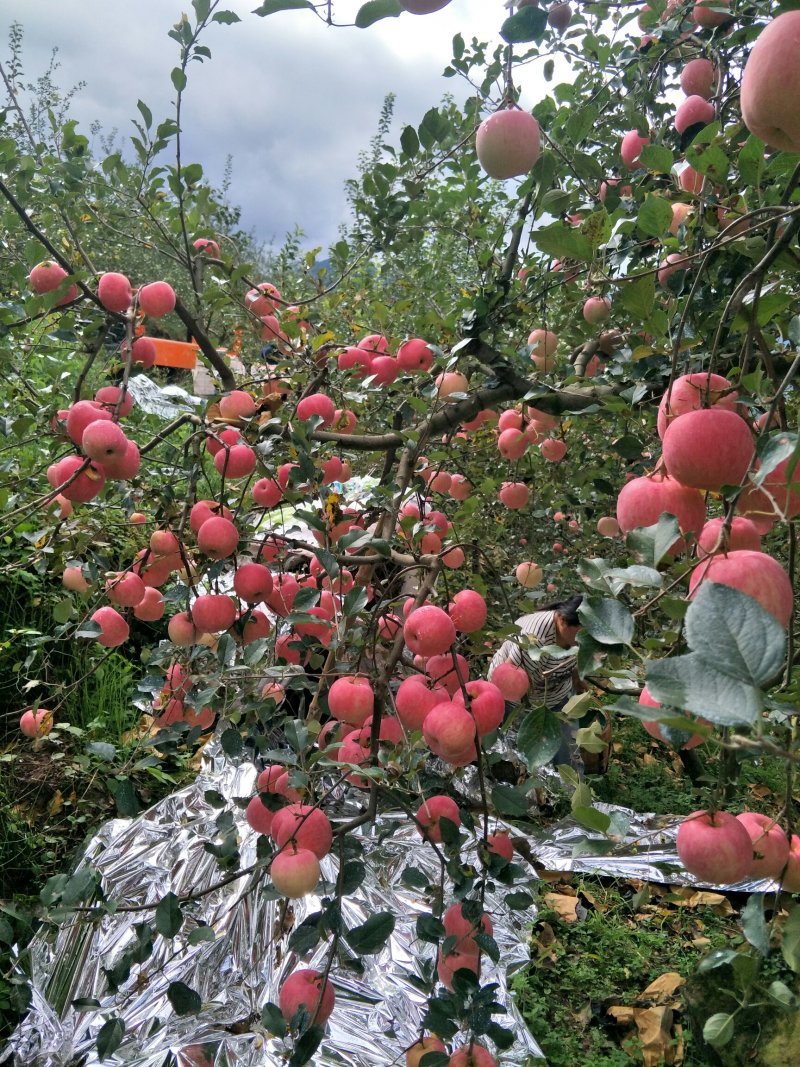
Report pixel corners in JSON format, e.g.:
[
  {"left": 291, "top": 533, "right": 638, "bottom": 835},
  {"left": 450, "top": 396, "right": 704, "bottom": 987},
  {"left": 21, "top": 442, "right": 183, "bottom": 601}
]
[
  {"left": 741, "top": 11, "right": 800, "bottom": 152},
  {"left": 676, "top": 809, "right": 753, "bottom": 883},
  {"left": 476, "top": 109, "right": 541, "bottom": 180}
]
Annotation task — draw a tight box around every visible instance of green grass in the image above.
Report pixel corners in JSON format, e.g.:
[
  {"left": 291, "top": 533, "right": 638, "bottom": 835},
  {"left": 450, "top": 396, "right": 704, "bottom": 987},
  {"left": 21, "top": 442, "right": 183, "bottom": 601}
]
[{"left": 513, "top": 875, "right": 739, "bottom": 1067}]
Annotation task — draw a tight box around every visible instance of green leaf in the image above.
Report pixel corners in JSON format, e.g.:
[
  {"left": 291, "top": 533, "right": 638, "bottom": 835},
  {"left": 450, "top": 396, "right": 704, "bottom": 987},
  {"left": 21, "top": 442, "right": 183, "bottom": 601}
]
[
  {"left": 261, "top": 1000, "right": 287, "bottom": 1035},
  {"left": 400, "top": 125, "right": 419, "bottom": 158},
  {"left": 637, "top": 195, "right": 673, "bottom": 237},
  {"left": 289, "top": 917, "right": 323, "bottom": 954},
  {"left": 355, "top": 0, "right": 402, "bottom": 28},
  {"left": 53, "top": 598, "right": 73, "bottom": 623},
  {"left": 97, "top": 1017, "right": 125, "bottom": 1060},
  {"left": 500, "top": 6, "right": 548, "bottom": 42},
  {"left": 137, "top": 99, "right": 153, "bottom": 130},
  {"left": 698, "top": 948, "right": 739, "bottom": 972},
  {"left": 220, "top": 728, "right": 243, "bottom": 757},
  {"left": 754, "top": 432, "right": 799, "bottom": 486},
  {"left": 741, "top": 895, "right": 769, "bottom": 955},
  {"left": 626, "top": 515, "right": 681, "bottom": 565},
  {"left": 187, "top": 926, "right": 216, "bottom": 945},
  {"left": 155, "top": 892, "right": 183, "bottom": 938},
  {"left": 419, "top": 1054, "right": 450, "bottom": 1067},
  {"left": 289, "top": 1025, "right": 325, "bottom": 1067},
  {"left": 573, "top": 805, "right": 612, "bottom": 833},
  {"left": 505, "top": 890, "right": 534, "bottom": 909},
  {"left": 346, "top": 911, "right": 395, "bottom": 954},
  {"left": 533, "top": 221, "right": 594, "bottom": 261},
  {"left": 113, "top": 777, "right": 139, "bottom": 817},
  {"left": 416, "top": 914, "right": 445, "bottom": 943},
  {"left": 683, "top": 583, "right": 786, "bottom": 688},
  {"left": 518, "top": 706, "right": 562, "bottom": 769},
  {"left": 167, "top": 980, "right": 201, "bottom": 1015},
  {"left": 617, "top": 273, "right": 655, "bottom": 320},
  {"left": 171, "top": 67, "right": 187, "bottom": 92},
  {"left": 781, "top": 905, "right": 800, "bottom": 973},
  {"left": 768, "top": 980, "right": 796, "bottom": 1008},
  {"left": 703, "top": 1012, "right": 735, "bottom": 1048},
  {"left": 579, "top": 596, "right": 634, "bottom": 646},
  {"left": 647, "top": 654, "right": 763, "bottom": 727},
  {"left": 211, "top": 9, "right": 242, "bottom": 22},
  {"left": 491, "top": 784, "right": 529, "bottom": 816},
  {"left": 253, "top": 0, "right": 313, "bottom": 13},
  {"left": 638, "top": 144, "right": 674, "bottom": 174}
]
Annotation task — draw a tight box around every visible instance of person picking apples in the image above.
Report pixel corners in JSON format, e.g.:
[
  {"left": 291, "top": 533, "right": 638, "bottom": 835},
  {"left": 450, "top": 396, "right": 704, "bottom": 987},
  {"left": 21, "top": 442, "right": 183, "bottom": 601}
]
[{"left": 487, "top": 595, "right": 590, "bottom": 774}]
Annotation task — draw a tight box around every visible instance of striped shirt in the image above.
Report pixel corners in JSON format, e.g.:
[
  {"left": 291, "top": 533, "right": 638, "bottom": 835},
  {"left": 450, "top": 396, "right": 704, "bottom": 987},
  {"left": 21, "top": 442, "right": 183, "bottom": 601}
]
[{"left": 487, "top": 610, "right": 576, "bottom": 708}]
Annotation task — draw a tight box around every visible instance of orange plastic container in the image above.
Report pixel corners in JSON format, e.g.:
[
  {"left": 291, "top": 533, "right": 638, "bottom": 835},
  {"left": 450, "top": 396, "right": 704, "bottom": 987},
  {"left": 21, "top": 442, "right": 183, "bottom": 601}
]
[{"left": 151, "top": 338, "right": 200, "bottom": 369}]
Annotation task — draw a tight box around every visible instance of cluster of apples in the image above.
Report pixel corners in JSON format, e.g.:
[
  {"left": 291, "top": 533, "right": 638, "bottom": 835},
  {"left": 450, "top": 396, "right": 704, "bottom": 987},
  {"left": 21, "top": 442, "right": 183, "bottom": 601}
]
[
  {"left": 677, "top": 808, "right": 800, "bottom": 890},
  {"left": 615, "top": 371, "right": 795, "bottom": 627}
]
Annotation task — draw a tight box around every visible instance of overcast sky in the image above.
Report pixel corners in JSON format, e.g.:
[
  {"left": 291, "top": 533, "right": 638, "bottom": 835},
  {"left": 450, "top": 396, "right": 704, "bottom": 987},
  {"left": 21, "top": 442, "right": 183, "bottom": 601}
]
[{"left": 6, "top": 0, "right": 539, "bottom": 255}]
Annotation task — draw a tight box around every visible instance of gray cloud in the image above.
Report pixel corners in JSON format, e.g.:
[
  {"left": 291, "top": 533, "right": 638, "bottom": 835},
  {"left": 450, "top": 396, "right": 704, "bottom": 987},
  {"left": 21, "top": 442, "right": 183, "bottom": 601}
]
[{"left": 5, "top": 1, "right": 517, "bottom": 252}]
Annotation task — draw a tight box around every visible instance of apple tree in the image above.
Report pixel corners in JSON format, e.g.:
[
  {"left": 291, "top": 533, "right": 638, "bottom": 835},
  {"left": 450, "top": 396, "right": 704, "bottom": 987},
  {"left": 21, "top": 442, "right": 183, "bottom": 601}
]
[{"left": 3, "top": 0, "right": 800, "bottom": 1062}]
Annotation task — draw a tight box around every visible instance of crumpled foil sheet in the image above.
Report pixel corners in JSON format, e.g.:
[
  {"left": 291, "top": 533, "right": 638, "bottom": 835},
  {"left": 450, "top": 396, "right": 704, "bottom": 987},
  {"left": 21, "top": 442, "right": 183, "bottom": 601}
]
[
  {"left": 2, "top": 739, "right": 544, "bottom": 1067},
  {"left": 126, "top": 375, "right": 204, "bottom": 418},
  {"left": 519, "top": 793, "right": 782, "bottom": 895}
]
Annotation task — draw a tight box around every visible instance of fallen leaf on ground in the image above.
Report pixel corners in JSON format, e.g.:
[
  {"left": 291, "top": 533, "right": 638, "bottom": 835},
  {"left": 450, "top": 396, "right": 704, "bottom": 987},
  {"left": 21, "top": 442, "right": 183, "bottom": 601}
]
[{"left": 543, "top": 893, "right": 579, "bottom": 923}]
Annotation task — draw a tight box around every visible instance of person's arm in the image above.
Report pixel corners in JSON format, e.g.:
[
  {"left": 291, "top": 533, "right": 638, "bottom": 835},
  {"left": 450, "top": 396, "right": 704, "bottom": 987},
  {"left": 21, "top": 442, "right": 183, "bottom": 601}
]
[{"left": 572, "top": 667, "right": 588, "bottom": 694}]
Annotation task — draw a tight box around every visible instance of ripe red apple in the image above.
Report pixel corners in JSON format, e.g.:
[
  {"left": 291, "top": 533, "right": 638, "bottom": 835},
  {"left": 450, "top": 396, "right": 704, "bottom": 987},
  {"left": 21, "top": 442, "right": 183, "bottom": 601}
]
[
  {"left": 97, "top": 271, "right": 133, "bottom": 313},
  {"left": 168, "top": 611, "right": 199, "bottom": 646},
  {"left": 697, "top": 516, "right": 761, "bottom": 556},
  {"left": 736, "top": 812, "right": 790, "bottom": 879},
  {"left": 540, "top": 438, "right": 567, "bottom": 462},
  {"left": 662, "top": 408, "right": 754, "bottom": 491},
  {"left": 597, "top": 516, "right": 621, "bottom": 537},
  {"left": 680, "top": 57, "right": 717, "bottom": 99},
  {"left": 138, "top": 280, "right": 176, "bottom": 318},
  {"left": 193, "top": 237, "right": 220, "bottom": 258},
  {"left": 395, "top": 677, "right": 448, "bottom": 731},
  {"left": 214, "top": 444, "right": 257, "bottom": 479},
  {"left": 516, "top": 561, "right": 543, "bottom": 587},
  {"left": 272, "top": 803, "right": 332, "bottom": 858},
  {"left": 423, "top": 701, "right": 477, "bottom": 763},
  {"left": 397, "top": 337, "right": 435, "bottom": 371},
  {"left": 435, "top": 371, "right": 469, "bottom": 398},
  {"left": 95, "top": 384, "right": 134, "bottom": 418},
  {"left": 65, "top": 400, "right": 111, "bottom": 446},
  {"left": 403, "top": 605, "right": 456, "bottom": 657},
  {"left": 448, "top": 589, "right": 487, "bottom": 633},
  {"left": 487, "top": 831, "right": 514, "bottom": 862},
  {"left": 406, "top": 1036, "right": 446, "bottom": 1067},
  {"left": 20, "top": 708, "right": 53, "bottom": 738},
  {"left": 657, "top": 372, "right": 737, "bottom": 438},
  {"left": 616, "top": 473, "right": 706, "bottom": 554},
  {"left": 425, "top": 652, "right": 470, "bottom": 695},
  {"left": 489, "top": 662, "right": 529, "bottom": 701},
  {"left": 528, "top": 329, "right": 558, "bottom": 370},
  {"left": 448, "top": 1043, "right": 498, "bottom": 1067},
  {"left": 497, "top": 429, "right": 528, "bottom": 461},
  {"left": 296, "top": 392, "right": 335, "bottom": 426},
  {"left": 63, "top": 566, "right": 89, "bottom": 593},
  {"left": 134, "top": 587, "right": 165, "bottom": 622},
  {"left": 416, "top": 795, "right": 461, "bottom": 843},
  {"left": 197, "top": 516, "right": 239, "bottom": 559},
  {"left": 91, "top": 606, "right": 129, "bottom": 647},
  {"left": 499, "top": 481, "right": 530, "bottom": 509},
  {"left": 246, "top": 282, "right": 281, "bottom": 317},
  {"left": 219, "top": 390, "right": 256, "bottom": 420},
  {"left": 270, "top": 844, "right": 320, "bottom": 898},
  {"left": 688, "top": 549, "right": 793, "bottom": 627},
  {"left": 476, "top": 109, "right": 541, "bottom": 180},
  {"left": 675, "top": 94, "right": 715, "bottom": 135},
  {"left": 620, "top": 129, "right": 650, "bottom": 169},
  {"left": 741, "top": 11, "right": 800, "bottom": 153},
  {"left": 583, "top": 296, "right": 611, "bottom": 324},
  {"left": 677, "top": 809, "right": 753, "bottom": 883},
  {"left": 233, "top": 562, "right": 273, "bottom": 604},
  {"left": 781, "top": 835, "right": 800, "bottom": 892},
  {"left": 327, "top": 675, "right": 374, "bottom": 726},
  {"left": 692, "top": 0, "right": 730, "bottom": 28},
  {"left": 453, "top": 680, "right": 505, "bottom": 737},
  {"left": 105, "top": 571, "right": 146, "bottom": 608},
  {"left": 547, "top": 2, "right": 572, "bottom": 31},
  {"left": 191, "top": 594, "right": 237, "bottom": 634},
  {"left": 279, "top": 968, "right": 335, "bottom": 1026}
]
